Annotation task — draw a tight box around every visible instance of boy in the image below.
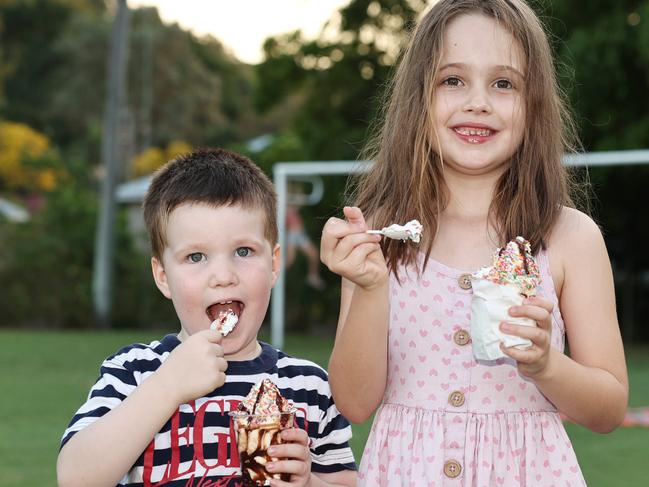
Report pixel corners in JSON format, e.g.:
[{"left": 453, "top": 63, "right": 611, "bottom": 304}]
[{"left": 57, "top": 148, "right": 357, "bottom": 487}]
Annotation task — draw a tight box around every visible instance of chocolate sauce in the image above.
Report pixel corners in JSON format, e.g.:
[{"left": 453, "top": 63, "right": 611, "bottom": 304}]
[{"left": 239, "top": 428, "right": 289, "bottom": 485}]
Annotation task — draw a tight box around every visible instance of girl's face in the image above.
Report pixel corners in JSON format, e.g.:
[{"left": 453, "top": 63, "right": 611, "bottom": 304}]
[{"left": 433, "top": 13, "right": 526, "bottom": 177}]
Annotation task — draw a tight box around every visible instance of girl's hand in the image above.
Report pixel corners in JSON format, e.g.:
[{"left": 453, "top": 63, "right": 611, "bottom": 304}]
[
  {"left": 320, "top": 206, "right": 388, "bottom": 290},
  {"left": 155, "top": 329, "right": 228, "bottom": 405},
  {"left": 266, "top": 428, "right": 312, "bottom": 487},
  {"left": 500, "top": 296, "right": 554, "bottom": 380}
]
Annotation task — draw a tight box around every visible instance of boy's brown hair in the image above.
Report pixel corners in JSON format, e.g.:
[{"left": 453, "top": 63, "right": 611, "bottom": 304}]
[
  {"left": 354, "top": 0, "right": 583, "bottom": 277},
  {"left": 143, "top": 148, "right": 278, "bottom": 260}
]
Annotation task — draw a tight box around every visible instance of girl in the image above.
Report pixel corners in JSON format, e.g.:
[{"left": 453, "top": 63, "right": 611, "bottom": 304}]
[{"left": 320, "top": 1, "right": 628, "bottom": 485}]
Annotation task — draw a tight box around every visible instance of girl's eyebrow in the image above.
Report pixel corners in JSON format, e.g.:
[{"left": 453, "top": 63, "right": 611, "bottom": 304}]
[{"left": 439, "top": 62, "right": 525, "bottom": 79}]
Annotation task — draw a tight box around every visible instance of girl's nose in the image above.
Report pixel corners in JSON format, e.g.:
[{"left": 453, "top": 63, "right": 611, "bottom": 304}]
[
  {"left": 208, "top": 260, "right": 238, "bottom": 288},
  {"left": 463, "top": 88, "right": 491, "bottom": 114}
]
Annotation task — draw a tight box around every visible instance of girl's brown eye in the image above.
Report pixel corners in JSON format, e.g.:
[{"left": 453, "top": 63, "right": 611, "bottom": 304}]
[
  {"left": 443, "top": 77, "right": 462, "bottom": 87},
  {"left": 495, "top": 79, "right": 513, "bottom": 89}
]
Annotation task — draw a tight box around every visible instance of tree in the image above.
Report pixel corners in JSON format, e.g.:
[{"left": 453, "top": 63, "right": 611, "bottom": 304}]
[
  {"left": 255, "top": 0, "right": 426, "bottom": 160},
  {"left": 0, "top": 121, "right": 60, "bottom": 192}
]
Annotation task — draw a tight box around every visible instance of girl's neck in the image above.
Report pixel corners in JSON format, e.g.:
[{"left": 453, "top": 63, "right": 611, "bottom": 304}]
[
  {"left": 443, "top": 169, "right": 499, "bottom": 220},
  {"left": 429, "top": 171, "right": 502, "bottom": 270}
]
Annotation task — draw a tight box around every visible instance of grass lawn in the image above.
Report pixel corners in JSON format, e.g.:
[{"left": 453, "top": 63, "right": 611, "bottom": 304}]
[{"left": 0, "top": 329, "right": 647, "bottom": 485}]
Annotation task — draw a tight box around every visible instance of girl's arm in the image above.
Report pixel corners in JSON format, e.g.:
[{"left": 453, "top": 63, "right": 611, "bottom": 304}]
[
  {"left": 321, "top": 207, "right": 390, "bottom": 423},
  {"left": 328, "top": 277, "right": 390, "bottom": 423},
  {"left": 504, "top": 208, "right": 628, "bottom": 433}
]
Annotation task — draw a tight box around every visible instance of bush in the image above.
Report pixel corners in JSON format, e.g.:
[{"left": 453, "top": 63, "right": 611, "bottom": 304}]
[{"left": 0, "top": 175, "right": 175, "bottom": 329}]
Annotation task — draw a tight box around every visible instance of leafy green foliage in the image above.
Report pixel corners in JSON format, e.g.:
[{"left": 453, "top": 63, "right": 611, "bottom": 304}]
[
  {"left": 541, "top": 0, "right": 649, "bottom": 150},
  {"left": 255, "top": 0, "right": 424, "bottom": 160},
  {"left": 0, "top": 158, "right": 174, "bottom": 329}
]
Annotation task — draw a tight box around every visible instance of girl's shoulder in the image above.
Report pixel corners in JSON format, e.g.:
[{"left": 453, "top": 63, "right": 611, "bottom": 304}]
[
  {"left": 550, "top": 206, "right": 604, "bottom": 250},
  {"left": 546, "top": 207, "right": 608, "bottom": 297}
]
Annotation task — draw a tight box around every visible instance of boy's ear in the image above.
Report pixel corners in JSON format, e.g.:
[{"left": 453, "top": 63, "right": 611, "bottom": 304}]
[
  {"left": 271, "top": 243, "right": 281, "bottom": 286},
  {"left": 151, "top": 256, "right": 172, "bottom": 299}
]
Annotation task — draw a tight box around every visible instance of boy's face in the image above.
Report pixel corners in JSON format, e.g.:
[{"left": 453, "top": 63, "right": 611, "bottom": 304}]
[{"left": 151, "top": 202, "right": 279, "bottom": 360}]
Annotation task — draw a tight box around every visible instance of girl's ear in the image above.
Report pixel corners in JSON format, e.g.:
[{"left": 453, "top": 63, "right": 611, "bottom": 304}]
[
  {"left": 151, "top": 256, "right": 172, "bottom": 299},
  {"left": 271, "top": 243, "right": 281, "bottom": 286}
]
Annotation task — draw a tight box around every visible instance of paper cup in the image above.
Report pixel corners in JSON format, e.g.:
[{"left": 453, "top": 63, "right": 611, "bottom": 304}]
[
  {"left": 470, "top": 278, "right": 535, "bottom": 361},
  {"left": 229, "top": 409, "right": 296, "bottom": 486}
]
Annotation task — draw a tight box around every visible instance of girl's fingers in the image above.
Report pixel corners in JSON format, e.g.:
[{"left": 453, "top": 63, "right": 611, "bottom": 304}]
[
  {"left": 331, "top": 232, "right": 381, "bottom": 261},
  {"left": 500, "top": 343, "right": 538, "bottom": 364},
  {"left": 321, "top": 216, "right": 352, "bottom": 240},
  {"left": 524, "top": 295, "right": 553, "bottom": 313},
  {"left": 332, "top": 243, "right": 382, "bottom": 274},
  {"left": 500, "top": 322, "right": 548, "bottom": 346},
  {"left": 342, "top": 206, "right": 368, "bottom": 231},
  {"left": 508, "top": 305, "right": 551, "bottom": 330},
  {"left": 321, "top": 216, "right": 376, "bottom": 265}
]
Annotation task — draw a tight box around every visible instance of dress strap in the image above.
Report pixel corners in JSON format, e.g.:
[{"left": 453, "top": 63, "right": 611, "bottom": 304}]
[{"left": 535, "top": 249, "right": 566, "bottom": 338}]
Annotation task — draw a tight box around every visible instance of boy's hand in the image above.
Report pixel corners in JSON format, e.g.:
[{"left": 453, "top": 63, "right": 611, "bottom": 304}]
[
  {"left": 265, "top": 428, "right": 312, "bottom": 487},
  {"left": 500, "top": 296, "right": 554, "bottom": 380},
  {"left": 155, "top": 329, "right": 228, "bottom": 405},
  {"left": 320, "top": 206, "right": 388, "bottom": 290}
]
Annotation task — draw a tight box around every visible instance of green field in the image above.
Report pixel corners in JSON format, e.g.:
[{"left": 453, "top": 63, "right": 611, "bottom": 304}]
[{"left": 0, "top": 329, "right": 647, "bottom": 485}]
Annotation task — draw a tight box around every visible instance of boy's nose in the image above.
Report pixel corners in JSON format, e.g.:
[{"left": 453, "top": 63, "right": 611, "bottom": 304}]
[{"left": 208, "top": 261, "right": 238, "bottom": 288}]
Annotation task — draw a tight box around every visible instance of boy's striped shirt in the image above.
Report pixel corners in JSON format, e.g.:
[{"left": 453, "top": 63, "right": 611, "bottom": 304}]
[{"left": 61, "top": 335, "right": 356, "bottom": 486}]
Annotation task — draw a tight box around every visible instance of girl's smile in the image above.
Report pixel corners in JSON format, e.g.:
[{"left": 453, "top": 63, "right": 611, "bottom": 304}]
[{"left": 451, "top": 123, "right": 498, "bottom": 144}]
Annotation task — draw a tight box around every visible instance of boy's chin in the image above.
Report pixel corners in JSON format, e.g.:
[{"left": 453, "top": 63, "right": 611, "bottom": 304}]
[{"left": 222, "top": 338, "right": 262, "bottom": 361}]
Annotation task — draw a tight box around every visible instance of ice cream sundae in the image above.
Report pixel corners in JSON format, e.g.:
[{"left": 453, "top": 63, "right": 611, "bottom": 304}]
[
  {"left": 230, "top": 379, "right": 296, "bottom": 485},
  {"left": 470, "top": 237, "right": 541, "bottom": 360}
]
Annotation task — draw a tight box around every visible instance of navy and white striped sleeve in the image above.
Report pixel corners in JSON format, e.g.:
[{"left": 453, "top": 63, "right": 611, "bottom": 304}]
[
  {"left": 276, "top": 353, "right": 356, "bottom": 473},
  {"left": 310, "top": 379, "right": 356, "bottom": 473},
  {"left": 60, "top": 349, "right": 141, "bottom": 448}
]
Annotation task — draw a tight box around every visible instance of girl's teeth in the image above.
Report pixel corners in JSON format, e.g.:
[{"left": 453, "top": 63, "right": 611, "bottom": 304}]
[{"left": 455, "top": 128, "right": 491, "bottom": 136}]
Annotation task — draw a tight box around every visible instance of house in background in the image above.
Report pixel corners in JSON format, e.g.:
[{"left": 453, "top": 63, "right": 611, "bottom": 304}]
[{"left": 0, "top": 197, "right": 30, "bottom": 223}]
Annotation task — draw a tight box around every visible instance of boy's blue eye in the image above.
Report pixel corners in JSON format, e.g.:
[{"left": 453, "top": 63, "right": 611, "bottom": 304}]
[
  {"left": 188, "top": 252, "right": 205, "bottom": 263},
  {"left": 236, "top": 247, "right": 251, "bottom": 257}
]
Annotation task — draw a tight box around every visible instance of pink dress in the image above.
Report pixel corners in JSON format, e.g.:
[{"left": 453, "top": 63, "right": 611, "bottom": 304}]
[{"left": 358, "top": 251, "right": 586, "bottom": 486}]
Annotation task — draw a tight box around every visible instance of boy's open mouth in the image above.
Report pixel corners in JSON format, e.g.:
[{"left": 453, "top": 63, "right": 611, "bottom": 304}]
[{"left": 206, "top": 300, "right": 243, "bottom": 322}]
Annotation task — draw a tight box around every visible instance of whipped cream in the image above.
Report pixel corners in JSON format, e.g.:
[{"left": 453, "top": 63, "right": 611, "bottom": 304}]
[
  {"left": 367, "top": 220, "right": 424, "bottom": 243},
  {"left": 367, "top": 219, "right": 422, "bottom": 243},
  {"left": 210, "top": 309, "right": 238, "bottom": 336}
]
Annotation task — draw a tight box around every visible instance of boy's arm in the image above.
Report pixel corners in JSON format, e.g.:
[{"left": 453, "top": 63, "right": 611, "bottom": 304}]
[
  {"left": 57, "top": 372, "right": 180, "bottom": 487},
  {"left": 57, "top": 330, "right": 227, "bottom": 487}
]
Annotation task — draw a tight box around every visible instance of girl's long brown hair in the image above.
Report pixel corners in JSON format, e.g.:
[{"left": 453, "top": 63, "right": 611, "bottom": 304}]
[{"left": 353, "top": 0, "right": 583, "bottom": 278}]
